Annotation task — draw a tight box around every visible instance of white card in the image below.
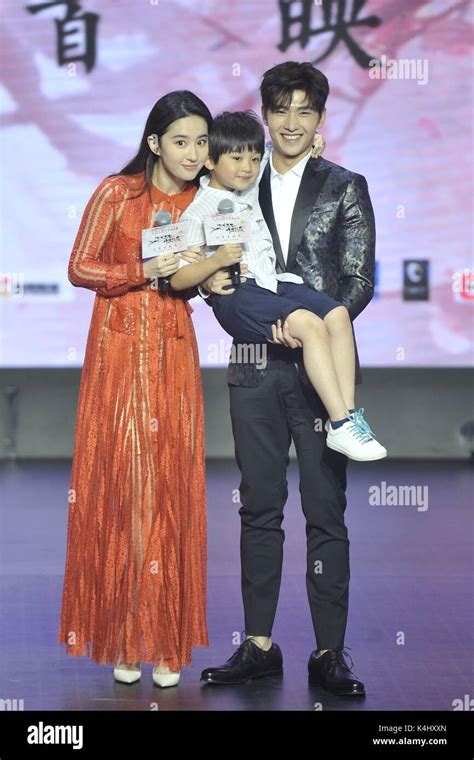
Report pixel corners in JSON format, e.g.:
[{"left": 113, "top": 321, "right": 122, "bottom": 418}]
[
  {"left": 203, "top": 212, "right": 251, "bottom": 246},
  {"left": 141, "top": 220, "right": 190, "bottom": 259}
]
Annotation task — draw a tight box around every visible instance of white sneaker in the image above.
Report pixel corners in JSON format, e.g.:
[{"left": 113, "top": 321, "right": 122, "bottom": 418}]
[
  {"left": 152, "top": 667, "right": 180, "bottom": 688},
  {"left": 326, "top": 412, "right": 387, "bottom": 461},
  {"left": 113, "top": 663, "right": 141, "bottom": 684}
]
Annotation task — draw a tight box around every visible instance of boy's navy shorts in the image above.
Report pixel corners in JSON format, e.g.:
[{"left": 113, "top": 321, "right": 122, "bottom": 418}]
[{"left": 211, "top": 277, "right": 341, "bottom": 344}]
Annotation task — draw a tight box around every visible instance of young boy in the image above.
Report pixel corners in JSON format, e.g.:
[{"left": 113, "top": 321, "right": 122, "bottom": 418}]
[{"left": 170, "top": 111, "right": 386, "bottom": 462}]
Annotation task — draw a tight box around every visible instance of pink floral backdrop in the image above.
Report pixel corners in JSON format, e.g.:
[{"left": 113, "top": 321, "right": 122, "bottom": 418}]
[{"left": 1, "top": 0, "right": 472, "bottom": 366}]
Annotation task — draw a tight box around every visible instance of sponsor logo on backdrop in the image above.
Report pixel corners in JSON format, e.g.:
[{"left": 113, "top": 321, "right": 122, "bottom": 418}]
[
  {"left": 403, "top": 260, "right": 429, "bottom": 301},
  {"left": 452, "top": 269, "right": 474, "bottom": 302}
]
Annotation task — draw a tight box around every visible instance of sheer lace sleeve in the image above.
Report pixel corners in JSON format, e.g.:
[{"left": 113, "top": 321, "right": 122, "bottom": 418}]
[{"left": 68, "top": 179, "right": 148, "bottom": 298}]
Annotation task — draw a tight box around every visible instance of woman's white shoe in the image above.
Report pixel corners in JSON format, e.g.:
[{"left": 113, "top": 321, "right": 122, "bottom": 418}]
[
  {"left": 152, "top": 667, "right": 180, "bottom": 688},
  {"left": 113, "top": 664, "right": 141, "bottom": 684}
]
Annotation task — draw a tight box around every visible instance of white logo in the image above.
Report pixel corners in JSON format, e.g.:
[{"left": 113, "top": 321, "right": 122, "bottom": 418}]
[{"left": 27, "top": 722, "right": 83, "bottom": 750}]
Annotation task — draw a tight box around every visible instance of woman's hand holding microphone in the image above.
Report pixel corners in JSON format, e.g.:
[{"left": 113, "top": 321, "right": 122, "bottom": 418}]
[{"left": 143, "top": 252, "right": 180, "bottom": 279}]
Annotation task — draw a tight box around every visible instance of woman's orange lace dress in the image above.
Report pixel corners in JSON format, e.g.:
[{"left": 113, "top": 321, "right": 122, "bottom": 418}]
[{"left": 57, "top": 173, "right": 208, "bottom": 671}]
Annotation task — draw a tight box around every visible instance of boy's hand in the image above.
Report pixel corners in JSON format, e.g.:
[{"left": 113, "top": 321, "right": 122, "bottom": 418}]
[
  {"left": 311, "top": 132, "right": 326, "bottom": 158},
  {"left": 179, "top": 245, "right": 206, "bottom": 264},
  {"left": 215, "top": 243, "right": 243, "bottom": 267},
  {"left": 201, "top": 264, "right": 249, "bottom": 295}
]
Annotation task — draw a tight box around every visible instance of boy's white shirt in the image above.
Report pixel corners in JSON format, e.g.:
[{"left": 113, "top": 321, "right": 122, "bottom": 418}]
[{"left": 180, "top": 145, "right": 304, "bottom": 297}]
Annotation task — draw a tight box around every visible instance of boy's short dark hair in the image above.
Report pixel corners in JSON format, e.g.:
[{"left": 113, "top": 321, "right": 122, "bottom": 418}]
[
  {"left": 260, "top": 61, "right": 329, "bottom": 115},
  {"left": 209, "top": 110, "right": 265, "bottom": 164}
]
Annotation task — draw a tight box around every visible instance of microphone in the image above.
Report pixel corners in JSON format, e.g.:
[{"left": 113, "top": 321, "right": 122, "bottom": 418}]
[
  {"left": 154, "top": 210, "right": 173, "bottom": 293},
  {"left": 217, "top": 198, "right": 242, "bottom": 287}
]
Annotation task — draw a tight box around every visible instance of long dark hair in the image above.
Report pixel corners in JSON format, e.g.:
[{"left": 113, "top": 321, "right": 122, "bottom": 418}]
[{"left": 108, "top": 90, "right": 212, "bottom": 195}]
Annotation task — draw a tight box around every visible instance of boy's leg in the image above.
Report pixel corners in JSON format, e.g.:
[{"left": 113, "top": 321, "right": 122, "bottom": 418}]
[
  {"left": 214, "top": 282, "right": 352, "bottom": 421},
  {"left": 323, "top": 306, "right": 356, "bottom": 412},
  {"left": 280, "top": 287, "right": 386, "bottom": 460},
  {"left": 211, "top": 280, "right": 324, "bottom": 345},
  {"left": 283, "top": 308, "right": 349, "bottom": 421},
  {"left": 277, "top": 282, "right": 356, "bottom": 415}
]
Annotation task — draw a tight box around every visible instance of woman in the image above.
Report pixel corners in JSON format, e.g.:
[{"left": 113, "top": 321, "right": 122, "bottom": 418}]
[{"left": 57, "top": 91, "right": 212, "bottom": 687}]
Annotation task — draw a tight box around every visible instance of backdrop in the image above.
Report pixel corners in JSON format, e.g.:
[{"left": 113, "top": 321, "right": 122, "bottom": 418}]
[{"left": 1, "top": 0, "right": 472, "bottom": 367}]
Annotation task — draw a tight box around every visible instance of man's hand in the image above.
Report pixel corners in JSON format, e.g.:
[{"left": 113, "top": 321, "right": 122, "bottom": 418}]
[
  {"left": 201, "top": 263, "right": 249, "bottom": 295},
  {"left": 266, "top": 318, "right": 303, "bottom": 349}
]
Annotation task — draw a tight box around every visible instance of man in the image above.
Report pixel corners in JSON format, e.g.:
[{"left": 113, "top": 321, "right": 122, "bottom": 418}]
[{"left": 199, "top": 61, "right": 375, "bottom": 696}]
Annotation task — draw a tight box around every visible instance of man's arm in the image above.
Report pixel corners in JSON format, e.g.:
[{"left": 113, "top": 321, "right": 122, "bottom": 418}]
[
  {"left": 197, "top": 264, "right": 250, "bottom": 303},
  {"left": 197, "top": 283, "right": 212, "bottom": 302},
  {"left": 336, "top": 173, "right": 375, "bottom": 320}
]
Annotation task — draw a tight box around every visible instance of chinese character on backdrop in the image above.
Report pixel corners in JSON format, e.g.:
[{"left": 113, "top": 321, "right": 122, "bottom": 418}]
[
  {"left": 26, "top": 0, "right": 99, "bottom": 73},
  {"left": 278, "top": 0, "right": 381, "bottom": 68}
]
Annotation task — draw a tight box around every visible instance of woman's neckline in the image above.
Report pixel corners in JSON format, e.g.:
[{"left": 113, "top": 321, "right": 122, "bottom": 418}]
[
  {"left": 150, "top": 180, "right": 190, "bottom": 196},
  {"left": 149, "top": 176, "right": 195, "bottom": 201}
]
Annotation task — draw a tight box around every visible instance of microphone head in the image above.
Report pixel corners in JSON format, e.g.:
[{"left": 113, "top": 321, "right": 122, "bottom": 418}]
[
  {"left": 154, "top": 210, "right": 172, "bottom": 226},
  {"left": 217, "top": 198, "right": 234, "bottom": 215}
]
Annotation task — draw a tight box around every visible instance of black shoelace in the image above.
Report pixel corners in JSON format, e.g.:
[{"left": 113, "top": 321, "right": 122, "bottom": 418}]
[
  {"left": 226, "top": 633, "right": 262, "bottom": 665},
  {"left": 330, "top": 646, "right": 355, "bottom": 673}
]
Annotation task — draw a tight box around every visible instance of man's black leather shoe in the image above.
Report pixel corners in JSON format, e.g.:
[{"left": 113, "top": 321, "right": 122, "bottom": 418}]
[
  {"left": 308, "top": 648, "right": 365, "bottom": 696},
  {"left": 201, "top": 639, "right": 283, "bottom": 685}
]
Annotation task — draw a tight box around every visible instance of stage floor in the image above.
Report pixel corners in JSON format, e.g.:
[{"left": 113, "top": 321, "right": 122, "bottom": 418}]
[{"left": 0, "top": 458, "right": 472, "bottom": 712}]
